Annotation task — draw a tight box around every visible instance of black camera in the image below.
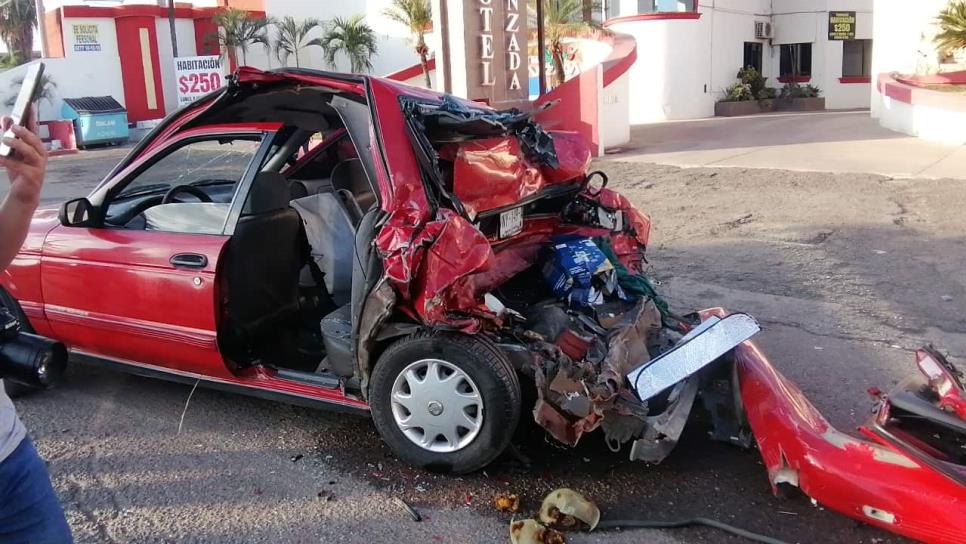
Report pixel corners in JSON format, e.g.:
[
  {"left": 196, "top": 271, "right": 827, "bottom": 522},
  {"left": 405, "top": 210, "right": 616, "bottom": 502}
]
[{"left": 0, "top": 308, "right": 67, "bottom": 389}]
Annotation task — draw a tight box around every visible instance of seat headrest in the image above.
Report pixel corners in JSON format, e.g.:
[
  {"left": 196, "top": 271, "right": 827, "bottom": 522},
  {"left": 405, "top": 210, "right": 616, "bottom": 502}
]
[
  {"left": 244, "top": 172, "right": 292, "bottom": 215},
  {"left": 289, "top": 180, "right": 309, "bottom": 200},
  {"left": 331, "top": 159, "right": 368, "bottom": 191}
]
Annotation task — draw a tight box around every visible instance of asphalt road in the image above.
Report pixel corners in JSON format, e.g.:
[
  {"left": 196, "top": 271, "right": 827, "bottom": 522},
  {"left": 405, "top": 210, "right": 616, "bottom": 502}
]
[{"left": 6, "top": 146, "right": 959, "bottom": 543}]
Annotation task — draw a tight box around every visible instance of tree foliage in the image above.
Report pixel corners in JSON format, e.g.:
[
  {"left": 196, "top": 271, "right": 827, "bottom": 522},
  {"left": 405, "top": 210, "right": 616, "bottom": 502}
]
[
  {"left": 935, "top": 0, "right": 966, "bottom": 53},
  {"left": 0, "top": 0, "right": 36, "bottom": 65},
  {"left": 383, "top": 0, "right": 433, "bottom": 87},
  {"left": 273, "top": 16, "right": 323, "bottom": 68},
  {"left": 531, "top": 0, "right": 604, "bottom": 88},
  {"left": 321, "top": 15, "right": 378, "bottom": 74},
  {"left": 211, "top": 8, "right": 272, "bottom": 66}
]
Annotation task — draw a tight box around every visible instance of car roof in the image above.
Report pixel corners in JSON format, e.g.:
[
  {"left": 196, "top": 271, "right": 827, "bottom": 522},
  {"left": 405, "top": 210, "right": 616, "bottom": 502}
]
[{"left": 244, "top": 67, "right": 494, "bottom": 113}]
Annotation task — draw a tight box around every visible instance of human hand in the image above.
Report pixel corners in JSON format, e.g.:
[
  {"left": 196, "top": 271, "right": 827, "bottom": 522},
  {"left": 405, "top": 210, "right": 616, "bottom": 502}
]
[{"left": 0, "top": 108, "right": 47, "bottom": 209}]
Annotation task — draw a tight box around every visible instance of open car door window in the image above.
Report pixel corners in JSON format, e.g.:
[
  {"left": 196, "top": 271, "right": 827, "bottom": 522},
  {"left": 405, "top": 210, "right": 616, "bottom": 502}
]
[
  {"left": 103, "top": 134, "right": 269, "bottom": 234},
  {"left": 41, "top": 130, "right": 275, "bottom": 377}
]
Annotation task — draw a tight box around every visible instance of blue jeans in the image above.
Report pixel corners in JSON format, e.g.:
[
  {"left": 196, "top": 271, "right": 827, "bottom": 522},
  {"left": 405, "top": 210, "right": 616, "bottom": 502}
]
[{"left": 0, "top": 438, "right": 72, "bottom": 544}]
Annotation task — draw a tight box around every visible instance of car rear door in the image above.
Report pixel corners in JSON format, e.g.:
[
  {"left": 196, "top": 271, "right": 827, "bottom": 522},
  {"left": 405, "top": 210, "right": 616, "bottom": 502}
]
[{"left": 41, "top": 130, "right": 275, "bottom": 378}]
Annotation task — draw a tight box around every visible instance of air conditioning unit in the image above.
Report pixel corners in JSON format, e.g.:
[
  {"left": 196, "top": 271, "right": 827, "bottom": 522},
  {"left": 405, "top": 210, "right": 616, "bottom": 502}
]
[{"left": 755, "top": 21, "right": 774, "bottom": 40}]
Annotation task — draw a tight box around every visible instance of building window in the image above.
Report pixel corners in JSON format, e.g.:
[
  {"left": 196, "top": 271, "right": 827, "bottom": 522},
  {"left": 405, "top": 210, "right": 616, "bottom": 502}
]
[
  {"left": 633, "top": 0, "right": 695, "bottom": 14},
  {"left": 842, "top": 39, "right": 872, "bottom": 77},
  {"left": 743, "top": 42, "right": 763, "bottom": 73},
  {"left": 606, "top": 0, "right": 620, "bottom": 19},
  {"left": 780, "top": 43, "right": 812, "bottom": 78}
]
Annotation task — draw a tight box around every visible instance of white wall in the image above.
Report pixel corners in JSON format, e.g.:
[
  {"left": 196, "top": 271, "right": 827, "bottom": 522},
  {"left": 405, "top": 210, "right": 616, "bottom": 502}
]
[
  {"left": 878, "top": 94, "right": 966, "bottom": 145},
  {"left": 870, "top": 0, "right": 949, "bottom": 118},
  {"left": 600, "top": 69, "right": 629, "bottom": 148},
  {"left": 33, "top": 17, "right": 126, "bottom": 120},
  {"left": 609, "top": 17, "right": 712, "bottom": 123},
  {"left": 0, "top": 57, "right": 124, "bottom": 121},
  {"left": 870, "top": 0, "right": 947, "bottom": 78},
  {"left": 703, "top": 5, "right": 769, "bottom": 102},
  {"left": 870, "top": 0, "right": 966, "bottom": 140}
]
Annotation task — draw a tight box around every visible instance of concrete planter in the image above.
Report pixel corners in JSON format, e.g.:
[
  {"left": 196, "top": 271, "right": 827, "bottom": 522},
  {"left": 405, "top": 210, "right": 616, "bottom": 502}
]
[
  {"left": 775, "top": 96, "right": 825, "bottom": 112},
  {"left": 714, "top": 100, "right": 761, "bottom": 117},
  {"left": 758, "top": 99, "right": 776, "bottom": 113}
]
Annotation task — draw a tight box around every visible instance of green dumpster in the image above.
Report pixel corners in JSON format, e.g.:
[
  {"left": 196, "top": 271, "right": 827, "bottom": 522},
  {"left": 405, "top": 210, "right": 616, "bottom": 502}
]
[{"left": 61, "top": 96, "right": 129, "bottom": 148}]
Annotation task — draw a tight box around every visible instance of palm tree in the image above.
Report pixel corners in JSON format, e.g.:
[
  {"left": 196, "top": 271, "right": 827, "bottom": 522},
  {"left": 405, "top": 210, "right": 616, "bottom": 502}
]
[
  {"left": 211, "top": 8, "right": 272, "bottom": 68},
  {"left": 0, "top": 0, "right": 36, "bottom": 64},
  {"left": 531, "top": 0, "right": 604, "bottom": 88},
  {"left": 321, "top": 15, "right": 378, "bottom": 74},
  {"left": 383, "top": 0, "right": 433, "bottom": 87},
  {"left": 935, "top": 0, "right": 966, "bottom": 54},
  {"left": 273, "top": 16, "right": 322, "bottom": 68}
]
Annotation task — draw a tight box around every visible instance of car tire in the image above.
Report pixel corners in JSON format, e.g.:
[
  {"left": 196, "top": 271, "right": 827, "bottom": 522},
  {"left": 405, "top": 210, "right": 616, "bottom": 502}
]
[
  {"left": 369, "top": 331, "right": 521, "bottom": 474},
  {"left": 0, "top": 288, "right": 41, "bottom": 399}
]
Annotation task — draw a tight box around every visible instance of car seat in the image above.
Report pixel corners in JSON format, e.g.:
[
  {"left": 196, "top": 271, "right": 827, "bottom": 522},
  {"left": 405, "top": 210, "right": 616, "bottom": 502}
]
[
  {"left": 226, "top": 171, "right": 302, "bottom": 337},
  {"left": 290, "top": 191, "right": 357, "bottom": 307},
  {"left": 330, "top": 158, "right": 377, "bottom": 213}
]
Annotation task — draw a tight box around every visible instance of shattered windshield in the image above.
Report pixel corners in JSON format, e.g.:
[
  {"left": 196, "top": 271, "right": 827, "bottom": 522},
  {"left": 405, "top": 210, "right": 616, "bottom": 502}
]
[{"left": 115, "top": 138, "right": 261, "bottom": 199}]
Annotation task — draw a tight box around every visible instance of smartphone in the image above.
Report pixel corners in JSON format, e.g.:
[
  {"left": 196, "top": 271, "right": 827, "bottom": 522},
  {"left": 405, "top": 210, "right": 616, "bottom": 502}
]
[{"left": 0, "top": 62, "right": 45, "bottom": 158}]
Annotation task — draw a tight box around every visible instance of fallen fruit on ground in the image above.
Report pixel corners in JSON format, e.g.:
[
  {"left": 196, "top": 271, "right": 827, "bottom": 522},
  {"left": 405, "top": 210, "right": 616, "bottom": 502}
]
[
  {"left": 538, "top": 488, "right": 601, "bottom": 532},
  {"left": 494, "top": 493, "right": 520, "bottom": 513},
  {"left": 510, "top": 519, "right": 566, "bottom": 544}
]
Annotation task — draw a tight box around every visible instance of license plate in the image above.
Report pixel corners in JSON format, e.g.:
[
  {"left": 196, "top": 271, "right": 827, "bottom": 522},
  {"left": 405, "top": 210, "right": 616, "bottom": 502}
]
[{"left": 499, "top": 207, "right": 524, "bottom": 239}]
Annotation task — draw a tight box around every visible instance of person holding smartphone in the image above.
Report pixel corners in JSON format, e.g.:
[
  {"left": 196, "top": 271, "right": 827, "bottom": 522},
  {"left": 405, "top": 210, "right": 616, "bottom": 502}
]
[{"left": 0, "top": 113, "right": 73, "bottom": 543}]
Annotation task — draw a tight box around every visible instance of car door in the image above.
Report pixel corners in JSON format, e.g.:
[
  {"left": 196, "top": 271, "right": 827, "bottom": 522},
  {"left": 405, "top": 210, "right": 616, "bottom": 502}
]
[{"left": 41, "top": 129, "right": 275, "bottom": 378}]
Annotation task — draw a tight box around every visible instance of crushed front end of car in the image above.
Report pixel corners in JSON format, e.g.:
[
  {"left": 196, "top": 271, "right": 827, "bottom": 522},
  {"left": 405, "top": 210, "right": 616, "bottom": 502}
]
[{"left": 369, "top": 90, "right": 966, "bottom": 543}]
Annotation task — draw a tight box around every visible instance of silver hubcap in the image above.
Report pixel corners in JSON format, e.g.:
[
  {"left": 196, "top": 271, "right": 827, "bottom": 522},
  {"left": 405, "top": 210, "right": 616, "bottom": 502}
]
[{"left": 390, "top": 358, "right": 484, "bottom": 453}]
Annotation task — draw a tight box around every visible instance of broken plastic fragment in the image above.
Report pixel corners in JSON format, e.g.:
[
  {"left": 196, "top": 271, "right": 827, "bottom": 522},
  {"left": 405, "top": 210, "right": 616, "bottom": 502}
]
[
  {"left": 510, "top": 519, "right": 566, "bottom": 544},
  {"left": 538, "top": 488, "right": 600, "bottom": 532},
  {"left": 626, "top": 313, "right": 760, "bottom": 401}
]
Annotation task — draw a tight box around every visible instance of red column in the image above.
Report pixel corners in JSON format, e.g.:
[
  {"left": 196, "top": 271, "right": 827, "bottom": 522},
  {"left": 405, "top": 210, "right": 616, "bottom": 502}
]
[{"left": 114, "top": 15, "right": 166, "bottom": 122}]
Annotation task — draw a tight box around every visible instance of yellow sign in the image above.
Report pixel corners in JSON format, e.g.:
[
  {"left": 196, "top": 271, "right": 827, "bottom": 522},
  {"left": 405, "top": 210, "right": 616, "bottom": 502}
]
[
  {"left": 828, "top": 11, "right": 856, "bottom": 40},
  {"left": 72, "top": 24, "right": 101, "bottom": 52}
]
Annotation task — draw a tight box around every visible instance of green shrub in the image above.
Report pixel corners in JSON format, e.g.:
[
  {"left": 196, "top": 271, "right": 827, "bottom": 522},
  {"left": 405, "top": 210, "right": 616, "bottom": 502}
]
[
  {"left": 757, "top": 86, "right": 778, "bottom": 99},
  {"left": 722, "top": 81, "right": 754, "bottom": 102},
  {"left": 737, "top": 66, "right": 768, "bottom": 99},
  {"left": 780, "top": 82, "right": 822, "bottom": 98}
]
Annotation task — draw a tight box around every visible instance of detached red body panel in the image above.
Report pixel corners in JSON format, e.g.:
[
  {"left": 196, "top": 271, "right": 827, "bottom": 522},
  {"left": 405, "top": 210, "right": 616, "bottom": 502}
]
[{"left": 702, "top": 305, "right": 966, "bottom": 543}]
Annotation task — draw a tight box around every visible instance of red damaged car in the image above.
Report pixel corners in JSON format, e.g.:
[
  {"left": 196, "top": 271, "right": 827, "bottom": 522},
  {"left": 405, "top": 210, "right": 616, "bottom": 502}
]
[{"left": 2, "top": 68, "right": 965, "bottom": 543}]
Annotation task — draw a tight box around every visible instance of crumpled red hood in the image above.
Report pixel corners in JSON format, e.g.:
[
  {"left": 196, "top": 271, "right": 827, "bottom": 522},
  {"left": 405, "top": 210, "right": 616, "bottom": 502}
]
[{"left": 451, "top": 131, "right": 592, "bottom": 218}]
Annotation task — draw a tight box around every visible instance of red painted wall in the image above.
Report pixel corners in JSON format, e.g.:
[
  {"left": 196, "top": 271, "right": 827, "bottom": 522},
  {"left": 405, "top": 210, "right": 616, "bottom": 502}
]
[
  {"left": 534, "top": 66, "right": 601, "bottom": 156},
  {"left": 193, "top": 17, "right": 219, "bottom": 56},
  {"left": 115, "top": 16, "right": 166, "bottom": 122}
]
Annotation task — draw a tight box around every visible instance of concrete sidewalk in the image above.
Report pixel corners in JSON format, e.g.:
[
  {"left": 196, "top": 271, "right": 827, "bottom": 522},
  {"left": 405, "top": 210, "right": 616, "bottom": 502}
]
[{"left": 610, "top": 110, "right": 966, "bottom": 180}]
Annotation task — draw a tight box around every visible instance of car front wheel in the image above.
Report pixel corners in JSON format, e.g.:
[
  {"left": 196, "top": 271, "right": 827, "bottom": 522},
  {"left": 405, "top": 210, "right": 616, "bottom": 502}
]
[{"left": 369, "top": 332, "right": 521, "bottom": 474}]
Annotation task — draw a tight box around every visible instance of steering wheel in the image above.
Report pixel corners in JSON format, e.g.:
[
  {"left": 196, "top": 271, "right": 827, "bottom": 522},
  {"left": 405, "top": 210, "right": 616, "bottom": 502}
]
[{"left": 162, "top": 184, "right": 213, "bottom": 204}]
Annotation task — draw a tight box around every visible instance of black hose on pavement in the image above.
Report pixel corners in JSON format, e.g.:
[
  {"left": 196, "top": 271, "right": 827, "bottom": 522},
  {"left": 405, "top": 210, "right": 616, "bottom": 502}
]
[{"left": 597, "top": 517, "right": 790, "bottom": 544}]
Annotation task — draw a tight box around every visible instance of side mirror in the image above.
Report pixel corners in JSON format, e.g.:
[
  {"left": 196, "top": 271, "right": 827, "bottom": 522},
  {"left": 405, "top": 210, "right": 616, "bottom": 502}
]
[{"left": 58, "top": 198, "right": 96, "bottom": 227}]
